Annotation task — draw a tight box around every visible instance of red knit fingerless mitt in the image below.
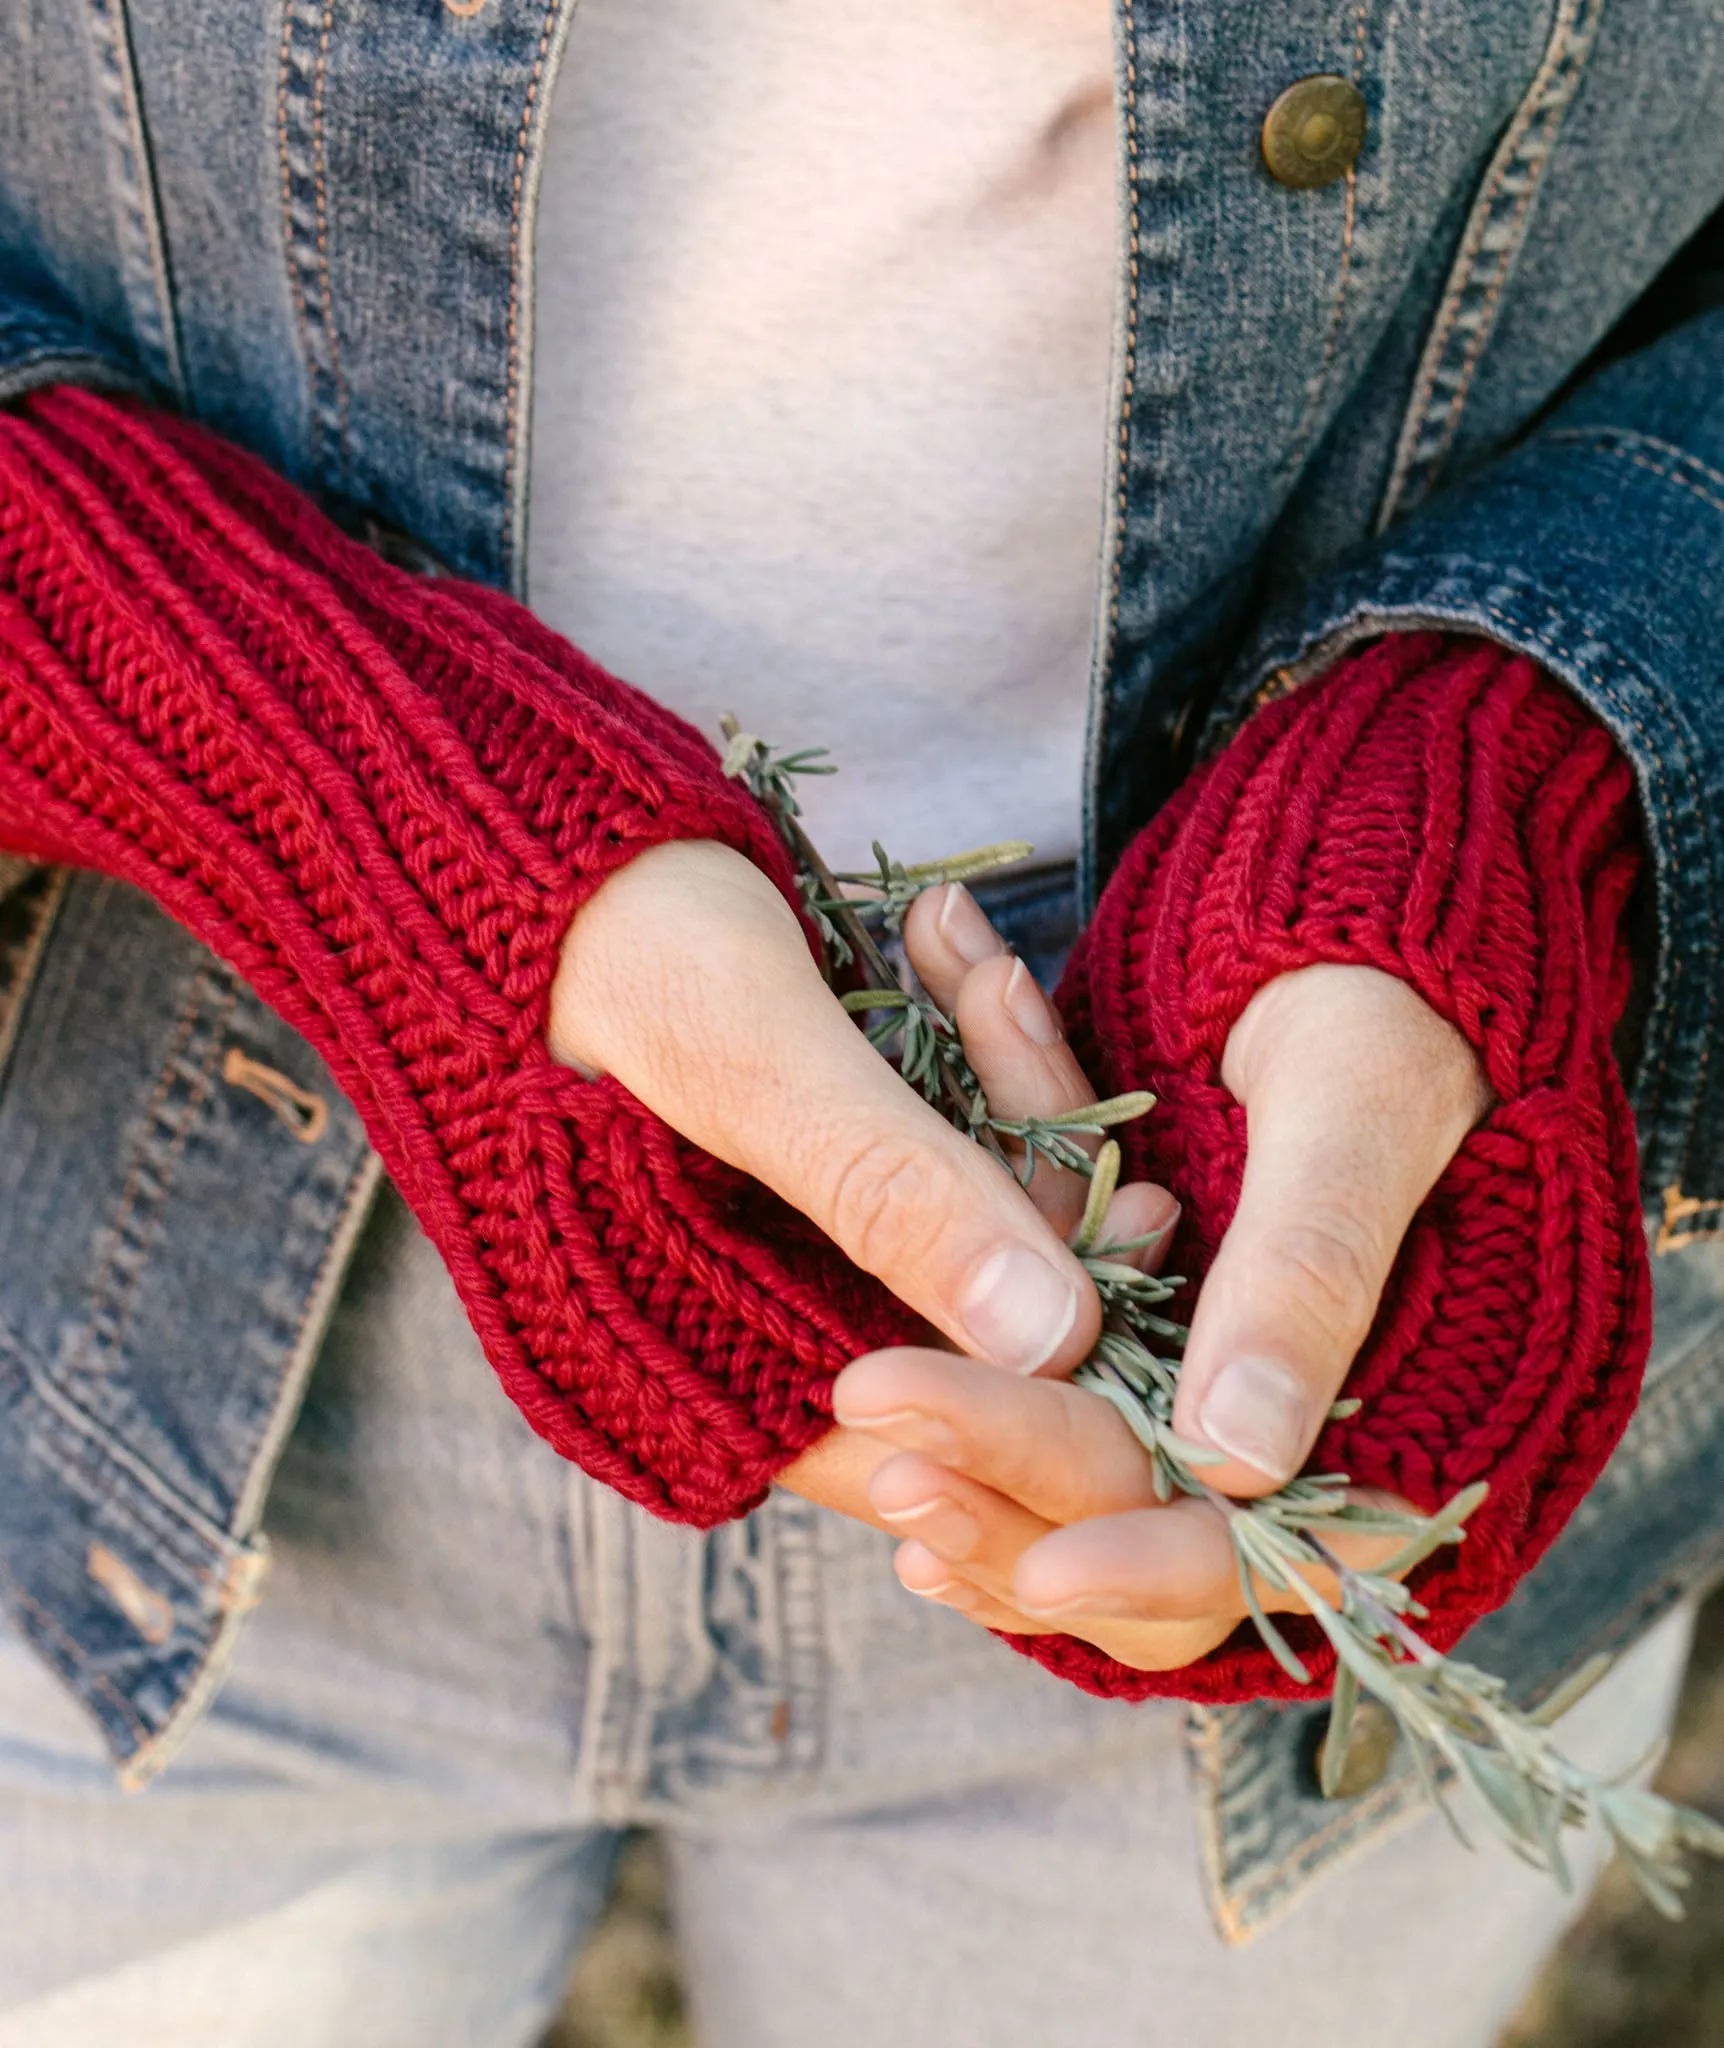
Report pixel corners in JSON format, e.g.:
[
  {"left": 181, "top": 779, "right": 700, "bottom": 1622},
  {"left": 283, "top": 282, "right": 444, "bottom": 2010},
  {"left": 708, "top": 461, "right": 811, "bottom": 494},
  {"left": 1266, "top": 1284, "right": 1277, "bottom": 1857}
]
[
  {"left": 0, "top": 387, "right": 914, "bottom": 1524},
  {"left": 1018, "top": 632, "right": 1651, "bottom": 1704},
  {"left": 0, "top": 389, "right": 1652, "bottom": 1705}
]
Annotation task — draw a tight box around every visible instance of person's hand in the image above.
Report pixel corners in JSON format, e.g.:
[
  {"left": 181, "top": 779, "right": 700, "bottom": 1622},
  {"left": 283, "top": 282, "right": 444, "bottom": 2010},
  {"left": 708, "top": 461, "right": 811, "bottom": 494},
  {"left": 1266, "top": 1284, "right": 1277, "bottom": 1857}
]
[
  {"left": 550, "top": 842, "right": 1169, "bottom": 1571},
  {"left": 831, "top": 948, "right": 1493, "bottom": 1670}
]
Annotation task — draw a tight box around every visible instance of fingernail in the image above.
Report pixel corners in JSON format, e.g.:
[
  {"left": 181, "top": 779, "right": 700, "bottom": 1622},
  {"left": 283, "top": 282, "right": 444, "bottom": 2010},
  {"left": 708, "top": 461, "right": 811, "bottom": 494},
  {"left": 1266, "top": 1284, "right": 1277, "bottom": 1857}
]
[
  {"left": 1198, "top": 1356, "right": 1312, "bottom": 1484},
  {"left": 1003, "top": 959, "right": 1062, "bottom": 1047},
  {"left": 832, "top": 1406, "right": 962, "bottom": 1460},
  {"left": 960, "top": 1244, "right": 1079, "bottom": 1374},
  {"left": 908, "top": 1578, "right": 979, "bottom": 1612},
  {"left": 936, "top": 883, "right": 1004, "bottom": 967},
  {"left": 1127, "top": 1203, "right": 1180, "bottom": 1251},
  {"left": 878, "top": 1495, "right": 980, "bottom": 1558}
]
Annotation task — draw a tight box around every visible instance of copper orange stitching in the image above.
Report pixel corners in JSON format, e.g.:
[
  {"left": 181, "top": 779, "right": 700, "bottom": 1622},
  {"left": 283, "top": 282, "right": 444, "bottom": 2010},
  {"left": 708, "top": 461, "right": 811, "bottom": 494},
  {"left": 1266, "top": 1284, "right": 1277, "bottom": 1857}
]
[
  {"left": 1105, "top": 23, "right": 1143, "bottom": 641},
  {"left": 1547, "top": 428, "right": 1724, "bottom": 501},
  {"left": 502, "top": 0, "right": 562, "bottom": 590},
  {"left": 310, "top": 0, "right": 351, "bottom": 473},
  {"left": 275, "top": 3, "right": 320, "bottom": 475},
  {"left": 1421, "top": 0, "right": 1602, "bottom": 483}
]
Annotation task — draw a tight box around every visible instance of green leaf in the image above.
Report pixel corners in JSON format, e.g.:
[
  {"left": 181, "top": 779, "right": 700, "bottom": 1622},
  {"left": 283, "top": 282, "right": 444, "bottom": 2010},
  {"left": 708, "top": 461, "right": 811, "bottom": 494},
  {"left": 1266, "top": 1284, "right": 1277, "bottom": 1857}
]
[
  {"left": 1235, "top": 1553, "right": 1312, "bottom": 1687},
  {"left": 1079, "top": 1258, "right": 1153, "bottom": 1288},
  {"left": 1454, "top": 1741, "right": 1549, "bottom": 1865},
  {"left": 1319, "top": 1662, "right": 1362, "bottom": 1798},
  {"left": 1084, "top": 1375, "right": 1166, "bottom": 1459},
  {"left": 1029, "top": 1091, "right": 1157, "bottom": 1131},
  {"left": 1156, "top": 1427, "right": 1226, "bottom": 1468},
  {"left": 1681, "top": 1806, "right": 1724, "bottom": 1856},
  {"left": 901, "top": 841, "right": 1037, "bottom": 886},
  {"left": 1407, "top": 1731, "right": 1473, "bottom": 1850},
  {"left": 719, "top": 723, "right": 760, "bottom": 780},
  {"left": 1377, "top": 1481, "right": 1490, "bottom": 1578},
  {"left": 1528, "top": 1653, "right": 1616, "bottom": 1729},
  {"left": 1073, "top": 1140, "right": 1122, "bottom": 1256},
  {"left": 839, "top": 987, "right": 913, "bottom": 1013}
]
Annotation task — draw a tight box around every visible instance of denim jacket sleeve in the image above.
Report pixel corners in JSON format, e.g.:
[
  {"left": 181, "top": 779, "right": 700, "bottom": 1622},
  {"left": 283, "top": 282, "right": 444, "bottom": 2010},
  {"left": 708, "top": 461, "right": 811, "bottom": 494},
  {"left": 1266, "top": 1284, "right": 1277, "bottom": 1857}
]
[
  {"left": 0, "top": 288, "right": 141, "bottom": 411},
  {"left": 1218, "top": 306, "right": 1724, "bottom": 1241}
]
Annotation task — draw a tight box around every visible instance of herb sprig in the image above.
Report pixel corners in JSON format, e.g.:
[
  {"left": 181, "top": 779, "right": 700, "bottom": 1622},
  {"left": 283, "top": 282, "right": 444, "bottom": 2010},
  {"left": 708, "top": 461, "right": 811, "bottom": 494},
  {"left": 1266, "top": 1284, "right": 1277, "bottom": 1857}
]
[{"left": 724, "top": 725, "right": 1724, "bottom": 1915}]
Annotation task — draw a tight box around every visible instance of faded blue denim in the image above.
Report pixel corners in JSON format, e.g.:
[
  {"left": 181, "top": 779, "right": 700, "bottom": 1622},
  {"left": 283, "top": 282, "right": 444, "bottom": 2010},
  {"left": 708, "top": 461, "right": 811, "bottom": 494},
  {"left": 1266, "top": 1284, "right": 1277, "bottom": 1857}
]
[
  {"left": 3, "top": 0, "right": 1724, "bottom": 1930},
  {"left": 0, "top": 1171, "right": 1697, "bottom": 2039}
]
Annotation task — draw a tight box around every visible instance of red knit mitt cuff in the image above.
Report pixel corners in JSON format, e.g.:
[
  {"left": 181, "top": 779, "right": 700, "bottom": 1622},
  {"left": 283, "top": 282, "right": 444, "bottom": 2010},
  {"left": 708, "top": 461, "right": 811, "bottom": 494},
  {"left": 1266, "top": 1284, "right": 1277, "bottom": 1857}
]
[
  {"left": 0, "top": 388, "right": 916, "bottom": 1525},
  {"left": 1013, "top": 632, "right": 1651, "bottom": 1704}
]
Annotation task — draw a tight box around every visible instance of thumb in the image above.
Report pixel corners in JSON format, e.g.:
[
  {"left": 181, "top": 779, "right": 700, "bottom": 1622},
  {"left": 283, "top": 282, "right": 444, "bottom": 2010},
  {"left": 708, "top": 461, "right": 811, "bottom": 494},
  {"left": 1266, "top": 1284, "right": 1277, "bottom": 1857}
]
[
  {"left": 550, "top": 839, "right": 1100, "bottom": 1376},
  {"left": 1171, "top": 964, "right": 1490, "bottom": 1497}
]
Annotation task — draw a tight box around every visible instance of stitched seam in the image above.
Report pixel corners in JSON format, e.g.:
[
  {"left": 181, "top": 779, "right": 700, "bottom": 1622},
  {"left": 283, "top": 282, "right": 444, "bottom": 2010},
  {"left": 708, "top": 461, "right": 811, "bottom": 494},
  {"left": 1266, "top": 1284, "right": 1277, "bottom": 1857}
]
[
  {"left": 1185, "top": 1710, "right": 1249, "bottom": 1946},
  {"left": 1419, "top": 3, "right": 1582, "bottom": 409},
  {"left": 103, "top": 985, "right": 235, "bottom": 1365},
  {"left": 1192, "top": 1700, "right": 1429, "bottom": 1930},
  {"left": 1558, "top": 439, "right": 1724, "bottom": 522},
  {"left": 1227, "top": 1777, "right": 1434, "bottom": 1938},
  {"left": 1104, "top": 26, "right": 1142, "bottom": 646},
  {"left": 1230, "top": 1768, "right": 1422, "bottom": 1907},
  {"left": 275, "top": 0, "right": 347, "bottom": 486},
  {"left": 1544, "top": 429, "right": 1724, "bottom": 502},
  {"left": 1282, "top": 0, "right": 1371, "bottom": 476},
  {"left": 1613, "top": 452, "right": 1724, "bottom": 522},
  {"left": 1378, "top": 0, "right": 1592, "bottom": 526},
  {"left": 232, "top": 1146, "right": 382, "bottom": 1533},
  {"left": 5, "top": 1311, "right": 237, "bottom": 1577},
  {"left": 82, "top": 0, "right": 184, "bottom": 400},
  {"left": 1380, "top": 133, "right": 1527, "bottom": 509},
  {"left": 84, "top": 980, "right": 202, "bottom": 1345},
  {"left": 502, "top": 0, "right": 561, "bottom": 590},
  {"left": 119, "top": 1545, "right": 272, "bottom": 1789},
  {"left": 1081, "top": 0, "right": 1144, "bottom": 895},
  {"left": 0, "top": 1560, "right": 148, "bottom": 1741},
  {"left": 309, "top": 0, "right": 350, "bottom": 472},
  {"left": 1420, "top": 112, "right": 1565, "bottom": 479},
  {"left": 276, "top": 3, "right": 321, "bottom": 477},
  {"left": 0, "top": 867, "right": 68, "bottom": 1086},
  {"left": 82, "top": 972, "right": 238, "bottom": 1376},
  {"left": 22, "top": 1398, "right": 234, "bottom": 1590}
]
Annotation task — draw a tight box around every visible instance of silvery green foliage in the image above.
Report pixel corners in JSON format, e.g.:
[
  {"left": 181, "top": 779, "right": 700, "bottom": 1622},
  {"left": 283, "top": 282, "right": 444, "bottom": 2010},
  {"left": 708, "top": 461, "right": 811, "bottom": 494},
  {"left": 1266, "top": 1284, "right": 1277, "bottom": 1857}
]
[{"left": 725, "top": 728, "right": 1724, "bottom": 1916}]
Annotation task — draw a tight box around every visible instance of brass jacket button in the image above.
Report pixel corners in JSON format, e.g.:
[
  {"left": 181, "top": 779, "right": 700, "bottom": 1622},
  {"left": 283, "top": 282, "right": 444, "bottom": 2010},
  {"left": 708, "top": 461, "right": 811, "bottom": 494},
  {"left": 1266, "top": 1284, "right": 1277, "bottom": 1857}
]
[{"left": 1262, "top": 75, "right": 1367, "bottom": 189}]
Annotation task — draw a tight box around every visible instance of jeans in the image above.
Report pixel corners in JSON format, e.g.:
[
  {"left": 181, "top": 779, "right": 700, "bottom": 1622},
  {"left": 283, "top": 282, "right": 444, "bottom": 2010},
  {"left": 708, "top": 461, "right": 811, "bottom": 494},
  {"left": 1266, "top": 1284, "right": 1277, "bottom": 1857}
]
[
  {"left": 0, "top": 873, "right": 1698, "bottom": 2047},
  {"left": 0, "top": 1198, "right": 1696, "bottom": 2048}
]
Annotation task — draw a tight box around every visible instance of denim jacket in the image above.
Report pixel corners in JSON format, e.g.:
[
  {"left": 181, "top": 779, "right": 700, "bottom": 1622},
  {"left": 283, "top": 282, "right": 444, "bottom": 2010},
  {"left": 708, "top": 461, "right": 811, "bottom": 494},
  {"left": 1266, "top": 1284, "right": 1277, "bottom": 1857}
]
[{"left": 4, "top": 0, "right": 1724, "bottom": 1940}]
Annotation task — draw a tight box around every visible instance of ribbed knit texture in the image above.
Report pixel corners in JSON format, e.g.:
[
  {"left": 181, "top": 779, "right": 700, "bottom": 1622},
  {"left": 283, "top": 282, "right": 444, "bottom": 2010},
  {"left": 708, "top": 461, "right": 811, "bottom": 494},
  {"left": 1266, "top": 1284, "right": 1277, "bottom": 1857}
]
[
  {"left": 1013, "top": 632, "right": 1652, "bottom": 1701},
  {"left": 0, "top": 392, "right": 1650, "bottom": 1703},
  {"left": 0, "top": 387, "right": 916, "bottom": 1525}
]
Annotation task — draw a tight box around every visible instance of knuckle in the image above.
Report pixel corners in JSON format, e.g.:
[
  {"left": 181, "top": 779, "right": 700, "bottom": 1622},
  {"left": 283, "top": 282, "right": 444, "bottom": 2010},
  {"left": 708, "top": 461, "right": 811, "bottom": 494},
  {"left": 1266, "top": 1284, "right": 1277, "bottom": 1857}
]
[
  {"left": 1255, "top": 1209, "right": 1384, "bottom": 1346},
  {"left": 820, "top": 1130, "right": 936, "bottom": 1275}
]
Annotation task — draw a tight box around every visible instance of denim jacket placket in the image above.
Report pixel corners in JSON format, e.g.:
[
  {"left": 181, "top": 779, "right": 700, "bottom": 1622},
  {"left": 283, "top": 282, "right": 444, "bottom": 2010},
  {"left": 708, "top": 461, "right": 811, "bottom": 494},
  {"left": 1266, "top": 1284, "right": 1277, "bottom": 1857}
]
[{"left": 4, "top": 0, "right": 1724, "bottom": 1937}]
